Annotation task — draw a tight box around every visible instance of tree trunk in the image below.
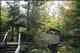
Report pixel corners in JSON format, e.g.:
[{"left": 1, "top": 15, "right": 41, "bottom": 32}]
[
  {"left": 16, "top": 27, "right": 19, "bottom": 42},
  {"left": 11, "top": 26, "right": 14, "bottom": 41}
]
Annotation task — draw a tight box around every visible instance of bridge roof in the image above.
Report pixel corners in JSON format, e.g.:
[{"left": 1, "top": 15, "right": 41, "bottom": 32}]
[{"left": 9, "top": 14, "right": 27, "bottom": 27}]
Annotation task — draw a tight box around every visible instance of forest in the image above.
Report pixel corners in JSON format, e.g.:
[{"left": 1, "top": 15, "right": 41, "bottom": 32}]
[{"left": 0, "top": 0, "right": 80, "bottom": 53}]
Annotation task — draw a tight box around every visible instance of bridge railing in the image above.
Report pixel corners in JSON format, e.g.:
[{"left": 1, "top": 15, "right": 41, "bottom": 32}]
[{"left": 15, "top": 33, "right": 21, "bottom": 53}]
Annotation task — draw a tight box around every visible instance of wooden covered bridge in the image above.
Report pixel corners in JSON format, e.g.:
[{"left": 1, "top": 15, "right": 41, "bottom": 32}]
[{"left": 0, "top": 14, "right": 61, "bottom": 53}]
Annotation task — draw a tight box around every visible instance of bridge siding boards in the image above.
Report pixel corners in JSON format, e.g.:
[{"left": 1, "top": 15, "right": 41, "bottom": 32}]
[{"left": 42, "top": 33, "right": 60, "bottom": 44}]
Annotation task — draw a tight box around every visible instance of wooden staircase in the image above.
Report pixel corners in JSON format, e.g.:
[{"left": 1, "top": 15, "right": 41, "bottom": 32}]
[
  {"left": 0, "top": 32, "right": 21, "bottom": 53},
  {"left": 0, "top": 44, "right": 18, "bottom": 53}
]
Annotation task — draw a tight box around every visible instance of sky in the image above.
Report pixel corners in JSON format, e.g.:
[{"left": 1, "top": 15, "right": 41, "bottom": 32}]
[
  {"left": 1, "top": 1, "right": 7, "bottom": 6},
  {"left": 1, "top": 1, "right": 27, "bottom": 14}
]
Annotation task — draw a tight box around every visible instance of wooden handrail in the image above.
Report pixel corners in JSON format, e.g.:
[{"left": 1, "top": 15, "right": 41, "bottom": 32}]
[
  {"left": 2, "top": 32, "right": 8, "bottom": 42},
  {"left": 18, "top": 33, "right": 21, "bottom": 45},
  {"left": 15, "top": 45, "right": 20, "bottom": 53},
  {"left": 1, "top": 32, "right": 8, "bottom": 45},
  {"left": 15, "top": 33, "right": 21, "bottom": 53}
]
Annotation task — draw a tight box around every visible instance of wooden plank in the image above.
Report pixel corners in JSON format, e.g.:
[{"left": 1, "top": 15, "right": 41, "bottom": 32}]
[
  {"left": 2, "top": 32, "right": 8, "bottom": 42},
  {"left": 0, "top": 42, "right": 18, "bottom": 45}
]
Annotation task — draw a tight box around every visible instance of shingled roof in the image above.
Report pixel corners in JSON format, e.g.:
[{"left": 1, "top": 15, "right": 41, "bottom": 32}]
[{"left": 9, "top": 14, "right": 27, "bottom": 27}]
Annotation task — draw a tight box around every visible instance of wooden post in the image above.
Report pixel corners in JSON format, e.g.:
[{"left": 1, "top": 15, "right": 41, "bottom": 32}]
[
  {"left": 11, "top": 25, "right": 14, "bottom": 41},
  {"left": 1, "top": 32, "right": 8, "bottom": 46},
  {"left": 15, "top": 33, "right": 21, "bottom": 53},
  {"left": 16, "top": 26, "right": 19, "bottom": 42}
]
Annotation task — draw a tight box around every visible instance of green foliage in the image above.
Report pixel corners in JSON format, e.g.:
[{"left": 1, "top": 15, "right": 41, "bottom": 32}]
[
  {"left": 19, "top": 27, "right": 26, "bottom": 32},
  {"left": 1, "top": 1, "right": 80, "bottom": 53},
  {"left": 0, "top": 7, "right": 10, "bottom": 31},
  {"left": 57, "top": 43, "right": 72, "bottom": 53},
  {"left": 7, "top": 2, "right": 19, "bottom": 17},
  {"left": 30, "top": 8, "right": 53, "bottom": 32},
  {"left": 21, "top": 1, "right": 53, "bottom": 53},
  {"left": 57, "top": 42, "right": 80, "bottom": 53},
  {"left": 53, "top": 1, "right": 80, "bottom": 53},
  {"left": 52, "top": 1, "right": 80, "bottom": 36},
  {"left": 8, "top": 5, "right": 19, "bottom": 17},
  {"left": 28, "top": 48, "right": 51, "bottom": 53}
]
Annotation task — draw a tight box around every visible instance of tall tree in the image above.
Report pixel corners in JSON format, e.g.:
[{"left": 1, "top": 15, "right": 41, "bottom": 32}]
[{"left": 6, "top": 1, "right": 19, "bottom": 41}]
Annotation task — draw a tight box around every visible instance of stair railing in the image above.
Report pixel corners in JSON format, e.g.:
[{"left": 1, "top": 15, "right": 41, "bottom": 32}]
[
  {"left": 1, "top": 32, "right": 8, "bottom": 46},
  {"left": 15, "top": 33, "right": 21, "bottom": 53}
]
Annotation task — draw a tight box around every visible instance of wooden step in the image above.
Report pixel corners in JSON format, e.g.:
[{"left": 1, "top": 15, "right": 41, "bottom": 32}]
[
  {"left": 4, "top": 45, "right": 17, "bottom": 50},
  {"left": 4, "top": 47, "right": 17, "bottom": 51},
  {"left": 0, "top": 51, "right": 15, "bottom": 53},
  {"left": 0, "top": 44, "right": 18, "bottom": 53}
]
